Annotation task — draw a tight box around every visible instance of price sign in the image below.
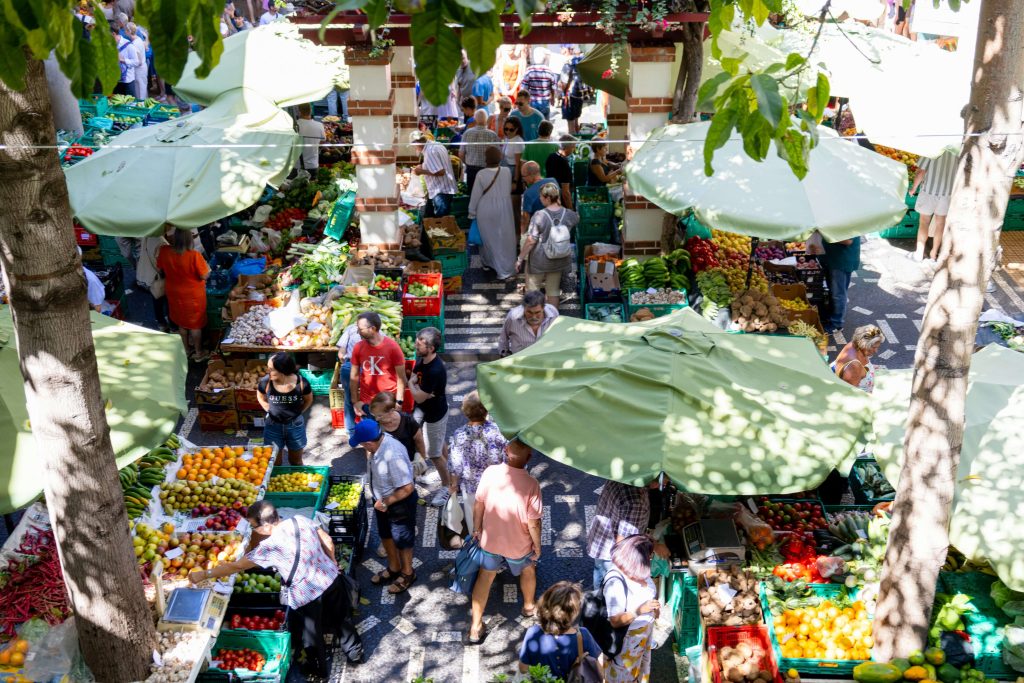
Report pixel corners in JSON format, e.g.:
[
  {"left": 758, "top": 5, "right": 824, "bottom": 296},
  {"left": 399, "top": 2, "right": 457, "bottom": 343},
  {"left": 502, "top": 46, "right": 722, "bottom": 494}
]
[
  {"left": 325, "top": 501, "right": 340, "bottom": 510},
  {"left": 163, "top": 546, "right": 184, "bottom": 560}
]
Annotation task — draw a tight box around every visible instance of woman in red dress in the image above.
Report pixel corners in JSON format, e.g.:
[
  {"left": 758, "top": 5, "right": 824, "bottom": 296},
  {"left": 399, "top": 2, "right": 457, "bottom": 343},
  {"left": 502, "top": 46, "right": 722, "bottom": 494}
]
[{"left": 157, "top": 228, "right": 209, "bottom": 360}]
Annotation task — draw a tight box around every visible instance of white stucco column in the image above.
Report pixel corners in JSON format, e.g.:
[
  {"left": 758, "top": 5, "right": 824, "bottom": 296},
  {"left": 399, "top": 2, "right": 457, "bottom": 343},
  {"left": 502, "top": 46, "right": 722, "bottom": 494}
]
[
  {"left": 606, "top": 95, "right": 628, "bottom": 155},
  {"left": 391, "top": 46, "right": 420, "bottom": 166},
  {"left": 346, "top": 46, "right": 401, "bottom": 247}
]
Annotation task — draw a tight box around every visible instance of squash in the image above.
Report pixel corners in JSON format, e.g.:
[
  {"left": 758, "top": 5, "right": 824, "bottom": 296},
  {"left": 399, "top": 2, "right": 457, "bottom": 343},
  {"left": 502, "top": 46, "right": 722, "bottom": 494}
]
[
  {"left": 903, "top": 666, "right": 929, "bottom": 681},
  {"left": 852, "top": 662, "right": 903, "bottom": 683}
]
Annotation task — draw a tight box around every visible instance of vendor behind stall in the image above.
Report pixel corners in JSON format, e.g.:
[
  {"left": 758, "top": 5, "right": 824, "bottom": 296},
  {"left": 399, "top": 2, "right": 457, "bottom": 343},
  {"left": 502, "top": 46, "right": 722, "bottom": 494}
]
[{"left": 189, "top": 501, "right": 363, "bottom": 676}]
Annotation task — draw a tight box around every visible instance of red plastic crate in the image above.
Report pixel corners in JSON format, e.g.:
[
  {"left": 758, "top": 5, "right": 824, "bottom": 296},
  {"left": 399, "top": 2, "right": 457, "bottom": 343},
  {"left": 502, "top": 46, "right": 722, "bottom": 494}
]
[
  {"left": 331, "top": 407, "right": 345, "bottom": 430},
  {"left": 402, "top": 273, "right": 443, "bottom": 317},
  {"left": 707, "top": 626, "right": 783, "bottom": 683},
  {"left": 75, "top": 225, "right": 98, "bottom": 247}
]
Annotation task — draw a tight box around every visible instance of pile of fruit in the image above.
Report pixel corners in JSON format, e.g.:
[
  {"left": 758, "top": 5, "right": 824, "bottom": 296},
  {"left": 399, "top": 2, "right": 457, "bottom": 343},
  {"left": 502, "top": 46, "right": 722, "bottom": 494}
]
[
  {"left": 158, "top": 479, "right": 260, "bottom": 513},
  {"left": 754, "top": 243, "right": 786, "bottom": 261},
  {"left": 325, "top": 480, "right": 363, "bottom": 511},
  {"left": 131, "top": 521, "right": 175, "bottom": 566},
  {"left": 265, "top": 207, "right": 308, "bottom": 231},
  {"left": 199, "top": 368, "right": 261, "bottom": 392},
  {"left": 873, "top": 144, "right": 920, "bottom": 172},
  {"left": 193, "top": 505, "right": 246, "bottom": 531},
  {"left": 175, "top": 446, "right": 272, "bottom": 486},
  {"left": 755, "top": 499, "right": 828, "bottom": 532},
  {"left": 372, "top": 274, "right": 401, "bottom": 292},
  {"left": 158, "top": 531, "right": 245, "bottom": 579},
  {"left": 731, "top": 289, "right": 790, "bottom": 333},
  {"left": 788, "top": 320, "right": 828, "bottom": 350},
  {"left": 852, "top": 651, "right": 987, "bottom": 683},
  {"left": 684, "top": 236, "right": 719, "bottom": 272},
  {"left": 852, "top": 460, "right": 895, "bottom": 500},
  {"left": 268, "top": 471, "right": 324, "bottom": 493},
  {"left": 712, "top": 229, "right": 752, "bottom": 255},
  {"left": 618, "top": 251, "right": 690, "bottom": 291},
  {"left": 772, "top": 599, "right": 873, "bottom": 661},
  {"left": 212, "top": 648, "right": 267, "bottom": 673},
  {"left": 629, "top": 289, "right": 687, "bottom": 305},
  {"left": 406, "top": 281, "right": 440, "bottom": 297},
  {"left": 62, "top": 144, "right": 94, "bottom": 161},
  {"left": 330, "top": 294, "right": 403, "bottom": 341},
  {"left": 235, "top": 572, "right": 283, "bottom": 594},
  {"left": 713, "top": 637, "right": 776, "bottom": 683},
  {"left": 697, "top": 269, "right": 734, "bottom": 307},
  {"left": 698, "top": 566, "right": 762, "bottom": 626},
  {"left": 110, "top": 113, "right": 144, "bottom": 131},
  {"left": 399, "top": 336, "right": 416, "bottom": 358},
  {"left": 121, "top": 445, "right": 177, "bottom": 519},
  {"left": 0, "top": 638, "right": 29, "bottom": 668},
  {"left": 786, "top": 241, "right": 806, "bottom": 252},
  {"left": 778, "top": 297, "right": 809, "bottom": 311},
  {"left": 274, "top": 303, "right": 334, "bottom": 349},
  {"left": 227, "top": 610, "right": 286, "bottom": 631},
  {"left": 772, "top": 534, "right": 829, "bottom": 583}
]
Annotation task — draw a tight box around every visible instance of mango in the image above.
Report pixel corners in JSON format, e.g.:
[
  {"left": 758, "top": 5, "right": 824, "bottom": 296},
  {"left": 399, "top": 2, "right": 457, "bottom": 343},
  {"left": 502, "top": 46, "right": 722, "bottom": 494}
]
[
  {"left": 925, "top": 648, "right": 946, "bottom": 666},
  {"left": 904, "top": 666, "right": 929, "bottom": 681},
  {"left": 909, "top": 651, "right": 926, "bottom": 666}
]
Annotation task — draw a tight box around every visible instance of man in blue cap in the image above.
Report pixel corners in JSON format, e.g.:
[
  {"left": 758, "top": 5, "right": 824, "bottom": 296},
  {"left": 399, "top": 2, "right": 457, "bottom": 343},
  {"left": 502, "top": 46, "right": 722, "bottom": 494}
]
[{"left": 350, "top": 420, "right": 419, "bottom": 594}]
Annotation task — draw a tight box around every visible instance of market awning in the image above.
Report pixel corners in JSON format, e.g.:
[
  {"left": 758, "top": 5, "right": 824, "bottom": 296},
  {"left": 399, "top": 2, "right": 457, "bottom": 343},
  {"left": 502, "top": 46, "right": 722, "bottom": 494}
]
[
  {"left": 0, "top": 308, "right": 187, "bottom": 514},
  {"left": 624, "top": 121, "right": 908, "bottom": 241},
  {"left": 872, "top": 345, "right": 1024, "bottom": 591},
  {"left": 476, "top": 309, "right": 874, "bottom": 495},
  {"left": 175, "top": 23, "right": 347, "bottom": 108},
  {"left": 65, "top": 88, "right": 299, "bottom": 237}
]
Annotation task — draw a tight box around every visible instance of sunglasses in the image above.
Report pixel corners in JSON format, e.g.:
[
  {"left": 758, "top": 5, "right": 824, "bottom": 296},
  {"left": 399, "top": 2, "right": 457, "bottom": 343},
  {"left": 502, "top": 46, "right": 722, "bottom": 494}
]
[
  {"left": 504, "top": 126, "right": 515, "bottom": 131},
  {"left": 501, "top": 108, "right": 511, "bottom": 112}
]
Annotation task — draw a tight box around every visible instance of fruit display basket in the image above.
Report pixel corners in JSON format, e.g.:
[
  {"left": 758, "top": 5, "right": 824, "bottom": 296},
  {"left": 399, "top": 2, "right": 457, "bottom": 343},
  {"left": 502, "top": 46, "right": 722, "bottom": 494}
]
[
  {"left": 938, "top": 572, "right": 1016, "bottom": 678},
  {"left": 199, "top": 629, "right": 291, "bottom": 682},
  {"left": 323, "top": 474, "right": 367, "bottom": 536},
  {"left": 221, "top": 607, "right": 291, "bottom": 647},
  {"left": 576, "top": 186, "right": 613, "bottom": 222},
  {"left": 707, "top": 625, "right": 783, "bottom": 683},
  {"left": 435, "top": 249, "right": 468, "bottom": 278},
  {"left": 670, "top": 570, "right": 701, "bottom": 651},
  {"left": 625, "top": 288, "right": 689, "bottom": 320},
  {"left": 263, "top": 465, "right": 330, "bottom": 511},
  {"left": 227, "top": 569, "right": 284, "bottom": 609},
  {"left": 402, "top": 273, "right": 443, "bottom": 317}
]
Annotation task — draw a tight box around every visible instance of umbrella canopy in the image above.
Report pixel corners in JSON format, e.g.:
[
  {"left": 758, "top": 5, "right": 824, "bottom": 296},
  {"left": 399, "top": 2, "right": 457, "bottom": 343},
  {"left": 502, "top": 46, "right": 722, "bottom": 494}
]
[
  {"left": 476, "top": 309, "right": 873, "bottom": 494},
  {"left": 65, "top": 88, "right": 299, "bottom": 237},
  {"left": 872, "top": 346, "right": 1024, "bottom": 591},
  {"left": 0, "top": 308, "right": 188, "bottom": 514},
  {"left": 625, "top": 121, "right": 908, "bottom": 241},
  {"left": 175, "top": 23, "right": 346, "bottom": 108}
]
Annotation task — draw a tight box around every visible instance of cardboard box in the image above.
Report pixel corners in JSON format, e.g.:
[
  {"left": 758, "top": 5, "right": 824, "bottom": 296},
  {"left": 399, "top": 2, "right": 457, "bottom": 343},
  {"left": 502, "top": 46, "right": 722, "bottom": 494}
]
[
  {"left": 788, "top": 307, "right": 825, "bottom": 334},
  {"left": 237, "top": 411, "right": 266, "bottom": 431},
  {"left": 195, "top": 359, "right": 265, "bottom": 409},
  {"left": 216, "top": 234, "right": 251, "bottom": 254},
  {"left": 586, "top": 260, "right": 620, "bottom": 297},
  {"left": 771, "top": 283, "right": 807, "bottom": 302},
  {"left": 582, "top": 243, "right": 622, "bottom": 262},
  {"left": 197, "top": 406, "right": 239, "bottom": 432},
  {"left": 424, "top": 216, "right": 466, "bottom": 252},
  {"left": 406, "top": 260, "right": 442, "bottom": 274}
]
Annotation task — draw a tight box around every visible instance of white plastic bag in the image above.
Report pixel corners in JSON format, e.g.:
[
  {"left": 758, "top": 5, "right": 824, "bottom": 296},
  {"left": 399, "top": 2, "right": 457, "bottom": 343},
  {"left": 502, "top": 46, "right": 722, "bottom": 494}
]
[{"left": 438, "top": 494, "right": 467, "bottom": 550}]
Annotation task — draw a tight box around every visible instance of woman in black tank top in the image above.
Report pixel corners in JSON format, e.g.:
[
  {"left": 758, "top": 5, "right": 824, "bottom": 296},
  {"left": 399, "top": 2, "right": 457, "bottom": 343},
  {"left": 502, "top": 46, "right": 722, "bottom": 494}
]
[{"left": 257, "top": 353, "right": 314, "bottom": 465}]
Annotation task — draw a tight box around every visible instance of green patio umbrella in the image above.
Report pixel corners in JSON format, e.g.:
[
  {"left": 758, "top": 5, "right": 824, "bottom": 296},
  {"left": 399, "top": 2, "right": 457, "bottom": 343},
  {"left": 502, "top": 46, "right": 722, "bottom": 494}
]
[
  {"left": 625, "top": 121, "right": 908, "bottom": 241},
  {"left": 65, "top": 88, "right": 299, "bottom": 237},
  {"left": 0, "top": 307, "right": 187, "bottom": 514},
  {"left": 476, "top": 309, "right": 873, "bottom": 494},
  {"left": 175, "top": 23, "right": 347, "bottom": 108},
  {"left": 872, "top": 345, "right": 1024, "bottom": 591}
]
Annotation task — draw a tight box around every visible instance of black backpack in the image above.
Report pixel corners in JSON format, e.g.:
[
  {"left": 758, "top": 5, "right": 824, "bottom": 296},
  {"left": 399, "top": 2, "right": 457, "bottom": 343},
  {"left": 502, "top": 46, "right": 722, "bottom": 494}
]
[{"left": 580, "top": 571, "right": 629, "bottom": 658}]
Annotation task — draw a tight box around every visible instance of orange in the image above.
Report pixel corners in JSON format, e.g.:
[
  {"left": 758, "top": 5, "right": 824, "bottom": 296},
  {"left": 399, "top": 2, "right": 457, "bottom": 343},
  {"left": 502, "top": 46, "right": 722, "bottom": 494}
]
[
  {"left": 10, "top": 653, "right": 24, "bottom": 667},
  {"left": 176, "top": 470, "right": 187, "bottom": 480},
  {"left": 13, "top": 641, "right": 27, "bottom": 654},
  {"left": 0, "top": 650, "right": 11, "bottom": 665},
  {"left": 234, "top": 446, "right": 244, "bottom": 456}
]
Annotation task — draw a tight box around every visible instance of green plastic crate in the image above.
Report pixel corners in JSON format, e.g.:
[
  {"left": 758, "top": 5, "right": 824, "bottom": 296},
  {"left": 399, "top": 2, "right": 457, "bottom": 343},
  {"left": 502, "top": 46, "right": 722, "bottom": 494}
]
[
  {"left": 572, "top": 159, "right": 590, "bottom": 187},
  {"left": 577, "top": 217, "right": 610, "bottom": 243},
  {"left": 264, "top": 465, "right": 330, "bottom": 511},
  {"left": 575, "top": 186, "right": 612, "bottom": 222},
  {"left": 761, "top": 581, "right": 868, "bottom": 675},
  {"left": 200, "top": 629, "right": 291, "bottom": 682},
  {"left": 584, "top": 302, "right": 626, "bottom": 322},
  {"left": 299, "top": 368, "right": 334, "bottom": 396},
  {"left": 450, "top": 195, "right": 470, "bottom": 216},
  {"left": 435, "top": 249, "right": 468, "bottom": 277},
  {"left": 938, "top": 572, "right": 1015, "bottom": 678},
  {"left": 670, "top": 571, "right": 701, "bottom": 651},
  {"left": 879, "top": 211, "right": 920, "bottom": 239},
  {"left": 849, "top": 457, "right": 895, "bottom": 504},
  {"left": 625, "top": 288, "right": 688, "bottom": 320},
  {"left": 400, "top": 314, "right": 445, "bottom": 350}
]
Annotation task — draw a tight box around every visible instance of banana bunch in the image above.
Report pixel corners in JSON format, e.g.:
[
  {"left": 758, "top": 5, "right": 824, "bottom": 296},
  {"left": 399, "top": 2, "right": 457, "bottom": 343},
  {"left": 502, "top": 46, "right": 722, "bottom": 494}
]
[
  {"left": 121, "top": 445, "right": 177, "bottom": 519},
  {"left": 942, "top": 547, "right": 998, "bottom": 575},
  {"left": 618, "top": 258, "right": 646, "bottom": 289},
  {"left": 165, "top": 433, "right": 181, "bottom": 450},
  {"left": 642, "top": 257, "right": 670, "bottom": 288}
]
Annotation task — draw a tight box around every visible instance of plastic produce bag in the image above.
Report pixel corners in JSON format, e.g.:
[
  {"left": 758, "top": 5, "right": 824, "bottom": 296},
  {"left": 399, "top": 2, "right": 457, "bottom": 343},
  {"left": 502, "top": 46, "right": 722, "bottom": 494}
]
[
  {"left": 24, "top": 618, "right": 80, "bottom": 682},
  {"left": 229, "top": 257, "right": 266, "bottom": 279},
  {"left": 816, "top": 555, "right": 846, "bottom": 578},
  {"left": 734, "top": 507, "right": 774, "bottom": 550},
  {"left": 438, "top": 494, "right": 467, "bottom": 551}
]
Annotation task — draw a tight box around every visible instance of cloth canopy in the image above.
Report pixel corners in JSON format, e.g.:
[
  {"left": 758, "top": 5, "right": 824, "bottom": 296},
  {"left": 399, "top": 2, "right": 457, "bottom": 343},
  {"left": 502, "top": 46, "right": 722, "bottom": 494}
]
[
  {"left": 0, "top": 308, "right": 187, "bottom": 514},
  {"left": 175, "top": 23, "right": 346, "bottom": 108},
  {"left": 624, "top": 121, "right": 908, "bottom": 241},
  {"left": 65, "top": 88, "right": 299, "bottom": 237},
  {"left": 476, "top": 309, "right": 873, "bottom": 495},
  {"left": 872, "top": 345, "right": 1024, "bottom": 591}
]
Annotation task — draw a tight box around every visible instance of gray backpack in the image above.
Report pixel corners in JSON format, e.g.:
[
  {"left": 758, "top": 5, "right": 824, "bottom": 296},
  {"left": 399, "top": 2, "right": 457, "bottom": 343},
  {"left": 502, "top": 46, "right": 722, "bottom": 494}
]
[
  {"left": 542, "top": 208, "right": 574, "bottom": 260},
  {"left": 565, "top": 630, "right": 604, "bottom": 683}
]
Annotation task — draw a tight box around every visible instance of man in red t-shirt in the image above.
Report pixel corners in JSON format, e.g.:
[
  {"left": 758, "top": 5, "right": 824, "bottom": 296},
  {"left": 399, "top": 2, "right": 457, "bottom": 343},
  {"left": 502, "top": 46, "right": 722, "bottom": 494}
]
[{"left": 349, "top": 311, "right": 407, "bottom": 418}]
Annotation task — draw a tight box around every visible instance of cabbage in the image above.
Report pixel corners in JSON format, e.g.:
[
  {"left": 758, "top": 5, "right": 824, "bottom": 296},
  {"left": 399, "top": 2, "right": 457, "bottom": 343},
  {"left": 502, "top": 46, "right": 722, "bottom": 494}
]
[
  {"left": 1003, "top": 620, "right": 1024, "bottom": 673},
  {"left": 991, "top": 581, "right": 1024, "bottom": 610}
]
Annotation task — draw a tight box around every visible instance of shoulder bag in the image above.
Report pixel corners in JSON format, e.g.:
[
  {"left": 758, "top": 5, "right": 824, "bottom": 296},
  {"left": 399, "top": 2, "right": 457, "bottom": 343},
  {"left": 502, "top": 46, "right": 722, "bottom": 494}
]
[{"left": 565, "top": 631, "right": 604, "bottom": 683}]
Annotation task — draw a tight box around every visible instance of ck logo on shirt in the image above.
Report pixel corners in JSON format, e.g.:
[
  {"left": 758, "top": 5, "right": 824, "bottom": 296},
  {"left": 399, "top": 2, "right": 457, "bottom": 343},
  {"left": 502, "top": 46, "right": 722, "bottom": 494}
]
[{"left": 362, "top": 355, "right": 385, "bottom": 375}]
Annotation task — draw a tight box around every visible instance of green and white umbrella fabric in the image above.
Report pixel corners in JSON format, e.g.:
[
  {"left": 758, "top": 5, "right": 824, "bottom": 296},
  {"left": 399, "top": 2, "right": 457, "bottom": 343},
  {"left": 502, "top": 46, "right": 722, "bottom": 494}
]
[
  {"left": 872, "top": 345, "right": 1024, "bottom": 591},
  {"left": 0, "top": 308, "right": 187, "bottom": 514},
  {"left": 625, "top": 121, "right": 908, "bottom": 241},
  {"left": 175, "top": 23, "right": 346, "bottom": 108},
  {"left": 65, "top": 88, "right": 299, "bottom": 237},
  {"left": 477, "top": 309, "right": 873, "bottom": 494}
]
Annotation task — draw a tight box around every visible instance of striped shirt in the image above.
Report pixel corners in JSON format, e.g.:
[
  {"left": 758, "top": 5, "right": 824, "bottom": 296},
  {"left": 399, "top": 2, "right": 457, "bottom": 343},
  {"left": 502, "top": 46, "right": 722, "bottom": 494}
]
[
  {"left": 498, "top": 303, "right": 559, "bottom": 355},
  {"left": 245, "top": 516, "right": 338, "bottom": 609},
  {"left": 520, "top": 65, "right": 558, "bottom": 101},
  {"left": 918, "top": 150, "right": 958, "bottom": 198},
  {"left": 460, "top": 126, "right": 500, "bottom": 168},
  {"left": 421, "top": 142, "right": 458, "bottom": 198}
]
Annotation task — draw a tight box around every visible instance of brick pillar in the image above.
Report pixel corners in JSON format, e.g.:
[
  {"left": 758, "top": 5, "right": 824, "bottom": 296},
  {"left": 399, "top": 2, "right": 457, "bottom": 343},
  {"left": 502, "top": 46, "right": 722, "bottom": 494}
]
[
  {"left": 346, "top": 46, "right": 400, "bottom": 247},
  {"left": 391, "top": 46, "right": 419, "bottom": 166},
  {"left": 606, "top": 95, "right": 628, "bottom": 155},
  {"left": 622, "top": 44, "right": 677, "bottom": 257}
]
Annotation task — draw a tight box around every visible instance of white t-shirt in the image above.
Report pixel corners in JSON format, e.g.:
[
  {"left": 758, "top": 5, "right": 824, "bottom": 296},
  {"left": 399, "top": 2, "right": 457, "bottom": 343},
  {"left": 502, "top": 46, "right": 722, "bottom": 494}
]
[
  {"left": 602, "top": 567, "right": 657, "bottom": 617},
  {"left": 297, "top": 118, "right": 325, "bottom": 170},
  {"left": 83, "top": 268, "right": 106, "bottom": 307},
  {"left": 502, "top": 136, "right": 525, "bottom": 167},
  {"left": 259, "top": 11, "right": 280, "bottom": 25}
]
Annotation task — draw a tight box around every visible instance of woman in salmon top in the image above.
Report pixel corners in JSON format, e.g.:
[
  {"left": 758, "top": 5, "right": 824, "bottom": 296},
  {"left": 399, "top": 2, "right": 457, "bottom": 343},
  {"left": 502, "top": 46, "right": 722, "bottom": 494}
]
[{"left": 157, "top": 227, "right": 209, "bottom": 360}]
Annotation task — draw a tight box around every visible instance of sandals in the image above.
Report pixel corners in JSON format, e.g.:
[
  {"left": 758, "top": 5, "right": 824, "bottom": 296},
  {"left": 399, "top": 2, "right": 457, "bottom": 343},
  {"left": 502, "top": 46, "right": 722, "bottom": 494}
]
[
  {"left": 370, "top": 568, "right": 398, "bottom": 586},
  {"left": 387, "top": 571, "right": 417, "bottom": 594},
  {"left": 465, "top": 623, "right": 488, "bottom": 646},
  {"left": 521, "top": 606, "right": 536, "bottom": 618}
]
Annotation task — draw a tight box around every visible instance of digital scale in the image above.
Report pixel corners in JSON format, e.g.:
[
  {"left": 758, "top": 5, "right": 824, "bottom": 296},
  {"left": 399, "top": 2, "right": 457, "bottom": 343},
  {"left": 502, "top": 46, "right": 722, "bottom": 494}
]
[
  {"left": 157, "top": 587, "right": 230, "bottom": 634},
  {"left": 682, "top": 518, "right": 746, "bottom": 575}
]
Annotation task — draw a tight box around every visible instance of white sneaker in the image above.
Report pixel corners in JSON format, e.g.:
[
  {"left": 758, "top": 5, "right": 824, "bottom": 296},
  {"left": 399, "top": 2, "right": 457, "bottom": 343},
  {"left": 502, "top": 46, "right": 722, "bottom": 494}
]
[{"left": 429, "top": 489, "right": 450, "bottom": 507}]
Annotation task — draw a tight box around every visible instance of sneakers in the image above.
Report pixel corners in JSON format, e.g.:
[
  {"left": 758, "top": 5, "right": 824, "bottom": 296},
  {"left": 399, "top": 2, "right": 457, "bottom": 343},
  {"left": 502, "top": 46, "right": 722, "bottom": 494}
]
[{"left": 429, "top": 489, "right": 450, "bottom": 507}]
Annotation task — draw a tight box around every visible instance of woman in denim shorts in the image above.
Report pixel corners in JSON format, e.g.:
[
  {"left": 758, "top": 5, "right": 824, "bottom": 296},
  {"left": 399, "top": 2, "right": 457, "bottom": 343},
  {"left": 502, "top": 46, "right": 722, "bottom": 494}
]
[{"left": 257, "top": 353, "right": 313, "bottom": 465}]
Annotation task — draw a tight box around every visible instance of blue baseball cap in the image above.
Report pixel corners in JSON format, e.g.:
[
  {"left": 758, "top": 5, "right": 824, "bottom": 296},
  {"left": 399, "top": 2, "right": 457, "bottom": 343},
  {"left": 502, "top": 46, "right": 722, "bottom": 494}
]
[{"left": 349, "top": 419, "right": 383, "bottom": 448}]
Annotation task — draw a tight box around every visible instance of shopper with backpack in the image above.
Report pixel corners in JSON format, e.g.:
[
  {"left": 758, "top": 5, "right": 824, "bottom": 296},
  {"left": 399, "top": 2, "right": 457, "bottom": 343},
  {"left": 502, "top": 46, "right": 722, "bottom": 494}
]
[
  {"left": 519, "top": 582, "right": 604, "bottom": 682},
  {"left": 592, "top": 535, "right": 659, "bottom": 683},
  {"left": 517, "top": 181, "right": 579, "bottom": 307}
]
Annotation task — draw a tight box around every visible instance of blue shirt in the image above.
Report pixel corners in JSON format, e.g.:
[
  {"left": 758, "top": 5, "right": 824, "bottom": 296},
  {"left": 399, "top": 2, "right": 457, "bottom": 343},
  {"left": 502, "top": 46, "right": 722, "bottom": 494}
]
[
  {"left": 823, "top": 237, "right": 861, "bottom": 273},
  {"left": 510, "top": 109, "right": 545, "bottom": 141},
  {"left": 522, "top": 177, "right": 558, "bottom": 217},
  {"left": 519, "top": 626, "right": 601, "bottom": 680},
  {"left": 472, "top": 74, "right": 493, "bottom": 103}
]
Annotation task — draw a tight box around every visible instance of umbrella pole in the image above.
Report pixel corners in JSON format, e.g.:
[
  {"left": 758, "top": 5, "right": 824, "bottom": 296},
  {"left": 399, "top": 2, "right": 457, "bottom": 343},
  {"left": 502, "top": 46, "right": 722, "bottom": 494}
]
[{"left": 745, "top": 237, "right": 760, "bottom": 290}]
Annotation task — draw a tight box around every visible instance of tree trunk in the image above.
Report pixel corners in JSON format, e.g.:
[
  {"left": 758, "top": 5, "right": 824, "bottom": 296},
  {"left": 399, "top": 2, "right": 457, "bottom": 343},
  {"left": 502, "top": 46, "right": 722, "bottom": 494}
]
[
  {"left": 0, "top": 58, "right": 156, "bottom": 681},
  {"left": 873, "top": 0, "right": 1024, "bottom": 660},
  {"left": 671, "top": 21, "right": 705, "bottom": 123}
]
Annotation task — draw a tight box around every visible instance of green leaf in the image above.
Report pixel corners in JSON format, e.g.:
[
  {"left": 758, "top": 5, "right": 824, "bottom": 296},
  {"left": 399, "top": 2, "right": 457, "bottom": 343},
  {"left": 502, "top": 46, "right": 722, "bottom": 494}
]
[
  {"left": 89, "top": 9, "right": 121, "bottom": 94},
  {"left": 739, "top": 112, "right": 771, "bottom": 161},
  {"left": 750, "top": 73, "right": 783, "bottom": 128},
  {"left": 697, "top": 71, "right": 732, "bottom": 110},
  {"left": 784, "top": 52, "right": 805, "bottom": 71},
  {"left": 720, "top": 55, "right": 742, "bottom": 76},
  {"left": 703, "top": 102, "right": 740, "bottom": 177},
  {"left": 363, "top": 0, "right": 389, "bottom": 30},
  {"left": 511, "top": 0, "right": 538, "bottom": 35},
  {"left": 411, "top": 1, "right": 461, "bottom": 105},
  {"left": 738, "top": 0, "right": 753, "bottom": 18},
  {"left": 0, "top": 18, "right": 27, "bottom": 90},
  {"left": 805, "top": 71, "right": 830, "bottom": 121},
  {"left": 188, "top": 0, "right": 224, "bottom": 80},
  {"left": 461, "top": 10, "right": 501, "bottom": 76},
  {"left": 453, "top": 0, "right": 492, "bottom": 14},
  {"left": 137, "top": 0, "right": 196, "bottom": 85},
  {"left": 751, "top": 0, "right": 770, "bottom": 25},
  {"left": 776, "top": 128, "right": 809, "bottom": 180}
]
